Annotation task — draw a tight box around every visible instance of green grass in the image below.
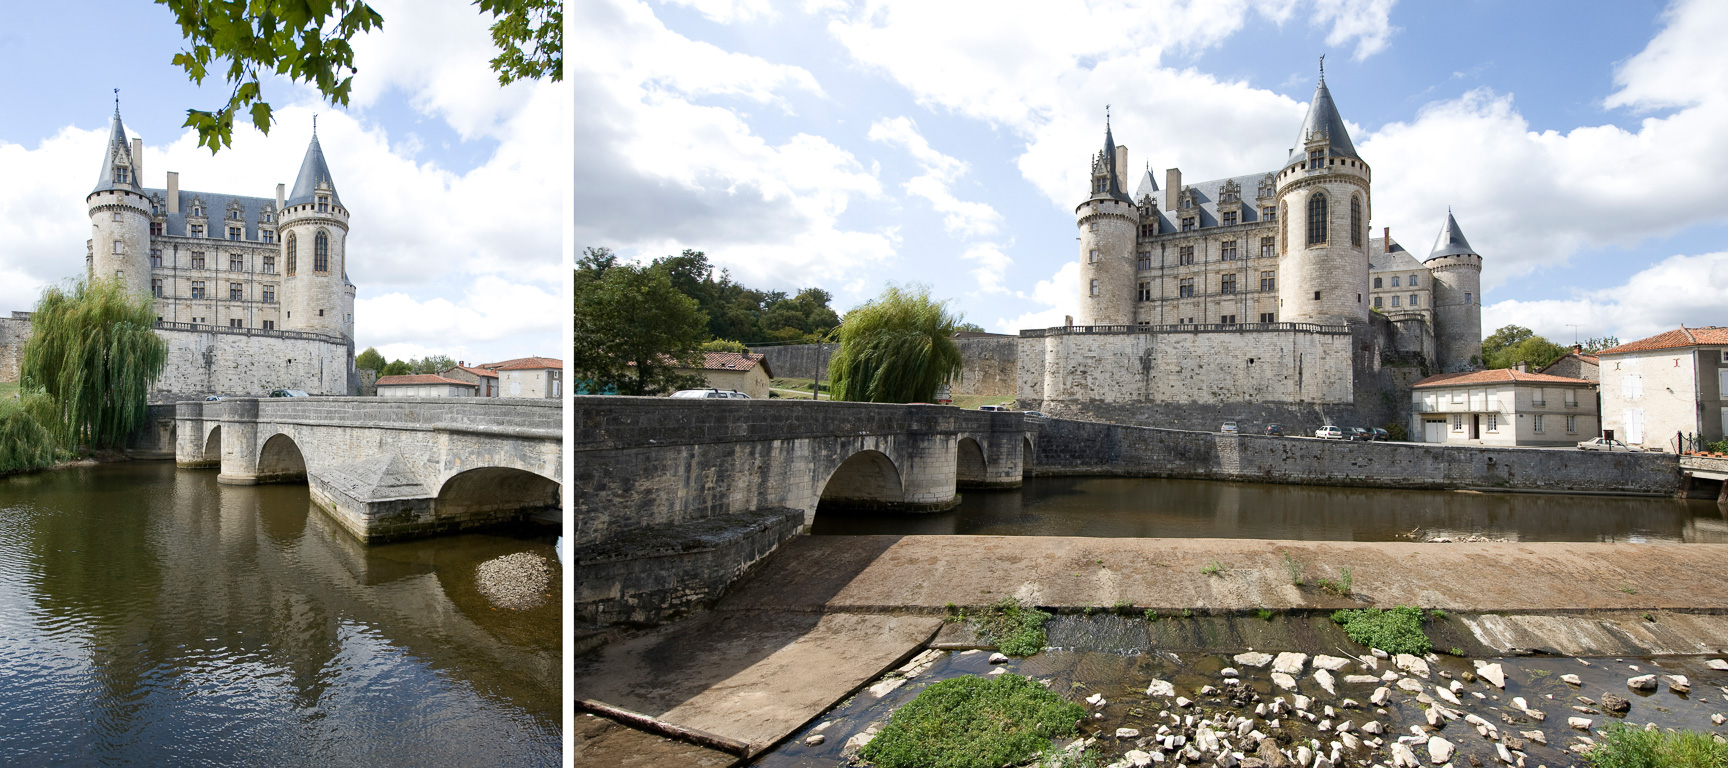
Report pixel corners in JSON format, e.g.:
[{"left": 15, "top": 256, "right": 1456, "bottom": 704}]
[
  {"left": 1143, "top": 609, "right": 1159, "bottom": 622},
  {"left": 1618, "top": 584, "right": 1639, "bottom": 595},
  {"left": 1330, "top": 606, "right": 1433, "bottom": 656},
  {"left": 1317, "top": 567, "right": 1354, "bottom": 596},
  {"left": 1587, "top": 723, "right": 1728, "bottom": 768},
  {"left": 1201, "top": 559, "right": 1226, "bottom": 576},
  {"left": 1256, "top": 608, "right": 1275, "bottom": 621},
  {"left": 973, "top": 598, "right": 1053, "bottom": 657},
  {"left": 1112, "top": 599, "right": 1133, "bottom": 614},
  {"left": 859, "top": 673, "right": 1087, "bottom": 768},
  {"left": 1282, "top": 551, "right": 1306, "bottom": 586}
]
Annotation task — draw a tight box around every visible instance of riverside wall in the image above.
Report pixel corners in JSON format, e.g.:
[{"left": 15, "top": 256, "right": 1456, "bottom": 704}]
[
  {"left": 751, "top": 335, "right": 1019, "bottom": 397},
  {"left": 1030, "top": 417, "right": 1683, "bottom": 495}
]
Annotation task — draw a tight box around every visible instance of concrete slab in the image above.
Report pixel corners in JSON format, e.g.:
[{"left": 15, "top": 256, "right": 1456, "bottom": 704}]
[
  {"left": 574, "top": 713, "right": 735, "bottom": 767},
  {"left": 572, "top": 610, "right": 941, "bottom": 754},
  {"left": 721, "top": 535, "right": 1728, "bottom": 614}
]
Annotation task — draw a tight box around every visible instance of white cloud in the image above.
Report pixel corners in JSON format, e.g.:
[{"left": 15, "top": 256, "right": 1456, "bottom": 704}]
[
  {"left": 659, "top": 0, "right": 776, "bottom": 24},
  {"left": 996, "top": 261, "right": 1080, "bottom": 332},
  {"left": 1484, "top": 250, "right": 1728, "bottom": 345},
  {"left": 868, "top": 116, "right": 1002, "bottom": 237},
  {"left": 958, "top": 243, "right": 1013, "bottom": 295},
  {"left": 357, "top": 274, "right": 563, "bottom": 360}
]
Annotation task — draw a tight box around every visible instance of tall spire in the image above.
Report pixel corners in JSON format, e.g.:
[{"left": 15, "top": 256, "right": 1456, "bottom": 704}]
[
  {"left": 1094, "top": 107, "right": 1131, "bottom": 203},
  {"left": 1290, "top": 59, "right": 1359, "bottom": 162},
  {"left": 1427, "top": 210, "right": 1477, "bottom": 260},
  {"left": 93, "top": 97, "right": 140, "bottom": 193},
  {"left": 286, "top": 131, "right": 341, "bottom": 208}
]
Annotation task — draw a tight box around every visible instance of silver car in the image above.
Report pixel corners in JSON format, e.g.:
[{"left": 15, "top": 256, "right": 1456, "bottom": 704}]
[
  {"left": 669, "top": 388, "right": 750, "bottom": 399},
  {"left": 1577, "top": 437, "right": 1634, "bottom": 452}
]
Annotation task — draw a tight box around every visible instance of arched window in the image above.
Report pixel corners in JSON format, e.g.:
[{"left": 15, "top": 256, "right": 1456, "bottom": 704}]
[
  {"left": 1306, "top": 192, "right": 1327, "bottom": 246},
  {"left": 314, "top": 230, "right": 329, "bottom": 273},
  {"left": 285, "top": 234, "right": 297, "bottom": 276},
  {"left": 1278, "top": 201, "right": 1287, "bottom": 255},
  {"left": 1350, "top": 195, "right": 1363, "bottom": 247}
]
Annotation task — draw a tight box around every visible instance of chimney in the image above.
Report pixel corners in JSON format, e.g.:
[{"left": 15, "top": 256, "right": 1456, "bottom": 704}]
[
  {"left": 1064, "top": 315, "right": 1073, "bottom": 328},
  {"left": 276, "top": 183, "right": 286, "bottom": 211},
  {"left": 131, "top": 138, "right": 143, "bottom": 184},
  {"left": 1513, "top": 361, "right": 1529, "bottom": 373},
  {"left": 166, "top": 172, "right": 179, "bottom": 213},
  {"left": 1383, "top": 226, "right": 1390, "bottom": 253},
  {"left": 1572, "top": 344, "right": 1582, "bottom": 354},
  {"left": 1164, "top": 168, "right": 1181, "bottom": 211},
  {"left": 1114, "top": 145, "right": 1128, "bottom": 186}
]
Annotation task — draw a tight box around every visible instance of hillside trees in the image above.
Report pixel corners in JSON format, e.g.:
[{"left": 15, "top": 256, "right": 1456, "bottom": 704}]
[
  {"left": 1481, "top": 324, "right": 1568, "bottom": 371},
  {"left": 572, "top": 249, "right": 707, "bottom": 396}
]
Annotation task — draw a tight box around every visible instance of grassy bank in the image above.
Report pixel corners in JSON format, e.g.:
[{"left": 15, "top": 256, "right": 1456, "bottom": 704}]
[{"left": 859, "top": 673, "right": 1085, "bottom": 768}]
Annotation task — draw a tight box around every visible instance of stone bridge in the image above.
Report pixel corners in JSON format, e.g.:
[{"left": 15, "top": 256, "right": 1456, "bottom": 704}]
[
  {"left": 572, "top": 396, "right": 1033, "bottom": 626},
  {"left": 1681, "top": 454, "right": 1728, "bottom": 501},
  {"left": 176, "top": 397, "right": 562, "bottom": 543}
]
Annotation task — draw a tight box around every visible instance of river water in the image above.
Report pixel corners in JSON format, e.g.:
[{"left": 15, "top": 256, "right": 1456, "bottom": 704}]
[
  {"left": 815, "top": 476, "right": 1728, "bottom": 542},
  {"left": 0, "top": 461, "right": 561, "bottom": 766}
]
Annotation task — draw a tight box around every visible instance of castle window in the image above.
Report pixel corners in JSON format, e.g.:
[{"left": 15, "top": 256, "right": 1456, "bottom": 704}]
[
  {"left": 1465, "top": 292, "right": 1472, "bottom": 304},
  {"left": 1138, "top": 281, "right": 1152, "bottom": 302},
  {"left": 1181, "top": 217, "right": 1196, "bottom": 232},
  {"left": 1260, "top": 312, "right": 1275, "bottom": 323},
  {"left": 227, "top": 227, "right": 242, "bottom": 241},
  {"left": 1373, "top": 277, "right": 1382, "bottom": 288},
  {"left": 261, "top": 230, "right": 274, "bottom": 244},
  {"left": 1221, "top": 315, "right": 1237, "bottom": 325},
  {"left": 263, "top": 320, "right": 276, "bottom": 331},
  {"left": 112, "top": 239, "right": 122, "bottom": 255},
  {"left": 1260, "top": 236, "right": 1274, "bottom": 259},
  {"left": 1409, "top": 273, "right": 1419, "bottom": 287},
  {"left": 190, "top": 281, "right": 206, "bottom": 299},
  {"left": 1089, "top": 222, "right": 1097, "bottom": 231},
  {"left": 112, "top": 212, "right": 122, "bottom": 222},
  {"left": 1390, "top": 276, "right": 1400, "bottom": 287},
  {"left": 229, "top": 254, "right": 244, "bottom": 271},
  {"left": 1223, "top": 211, "right": 1237, "bottom": 227},
  {"left": 150, "top": 249, "right": 162, "bottom": 268},
  {"left": 1313, "top": 291, "right": 1321, "bottom": 300},
  {"left": 1137, "top": 252, "right": 1151, "bottom": 270},
  {"left": 151, "top": 278, "right": 163, "bottom": 298},
  {"left": 1089, "top": 249, "right": 1099, "bottom": 264},
  {"left": 190, "top": 224, "right": 203, "bottom": 237},
  {"left": 150, "top": 222, "right": 163, "bottom": 236},
  {"left": 262, "top": 285, "right": 276, "bottom": 303},
  {"left": 1260, "top": 271, "right": 1275, "bottom": 291},
  {"left": 1140, "top": 223, "right": 1156, "bottom": 237},
  {"left": 229, "top": 319, "right": 243, "bottom": 329},
  {"left": 230, "top": 210, "right": 241, "bottom": 220},
  {"left": 192, "top": 207, "right": 201, "bottom": 217},
  {"left": 317, "top": 196, "right": 329, "bottom": 213},
  {"left": 229, "top": 283, "right": 243, "bottom": 301},
  {"left": 318, "top": 309, "right": 324, "bottom": 317},
  {"left": 1089, "top": 279, "right": 1099, "bottom": 297},
  {"left": 1308, "top": 149, "right": 1324, "bottom": 170},
  {"left": 1262, "top": 206, "right": 1275, "bottom": 221},
  {"left": 1374, "top": 296, "right": 1382, "bottom": 308},
  {"left": 1391, "top": 295, "right": 1400, "bottom": 307},
  {"left": 1306, "top": 192, "right": 1327, "bottom": 245},
  {"left": 286, "top": 234, "right": 297, "bottom": 275},
  {"left": 1178, "top": 278, "right": 1194, "bottom": 298},
  {"left": 264, "top": 212, "right": 273, "bottom": 223},
  {"left": 1221, "top": 274, "right": 1237, "bottom": 294},
  {"left": 263, "top": 255, "right": 275, "bottom": 274},
  {"left": 191, "top": 252, "right": 205, "bottom": 270},
  {"left": 114, "top": 167, "right": 128, "bottom": 184},
  {"left": 1221, "top": 240, "right": 1237, "bottom": 260},
  {"left": 1409, "top": 294, "right": 1419, "bottom": 306},
  {"left": 1179, "top": 246, "right": 1194, "bottom": 265}
]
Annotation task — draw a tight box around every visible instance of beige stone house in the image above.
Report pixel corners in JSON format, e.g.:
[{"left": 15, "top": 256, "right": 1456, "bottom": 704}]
[
  {"left": 1597, "top": 326, "right": 1728, "bottom": 448},
  {"left": 485, "top": 356, "right": 562, "bottom": 399},
  {"left": 1410, "top": 368, "right": 1598, "bottom": 446},
  {"left": 376, "top": 374, "right": 479, "bottom": 398},
  {"left": 440, "top": 363, "right": 499, "bottom": 397},
  {"left": 677, "top": 352, "right": 773, "bottom": 399},
  {"left": 1538, "top": 345, "right": 1600, "bottom": 382}
]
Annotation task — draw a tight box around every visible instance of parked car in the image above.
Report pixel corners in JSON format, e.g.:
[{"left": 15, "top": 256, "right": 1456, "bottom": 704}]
[
  {"left": 269, "top": 389, "right": 309, "bottom": 397},
  {"left": 1371, "top": 427, "right": 1390, "bottom": 442},
  {"left": 1347, "top": 427, "right": 1373, "bottom": 442},
  {"left": 1578, "top": 437, "right": 1634, "bottom": 452},
  {"left": 1315, "top": 425, "right": 1344, "bottom": 439},
  {"left": 978, "top": 404, "right": 1010, "bottom": 412},
  {"left": 1264, "top": 424, "right": 1284, "bottom": 436},
  {"left": 204, "top": 395, "right": 226, "bottom": 402},
  {"left": 1220, "top": 421, "right": 1238, "bottom": 434},
  {"left": 669, "top": 388, "right": 750, "bottom": 399},
  {"left": 1021, "top": 411, "right": 1047, "bottom": 419}
]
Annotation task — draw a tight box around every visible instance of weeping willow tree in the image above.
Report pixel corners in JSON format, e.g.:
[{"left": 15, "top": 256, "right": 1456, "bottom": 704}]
[
  {"left": 21, "top": 277, "right": 168, "bottom": 450},
  {"left": 827, "top": 284, "right": 964, "bottom": 403}
]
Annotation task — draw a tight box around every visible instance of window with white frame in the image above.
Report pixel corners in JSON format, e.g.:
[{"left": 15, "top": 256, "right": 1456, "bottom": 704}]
[
  {"left": 1566, "top": 415, "right": 1577, "bottom": 433},
  {"left": 1533, "top": 414, "right": 1545, "bottom": 433},
  {"left": 1391, "top": 276, "right": 1400, "bottom": 287},
  {"left": 1409, "top": 294, "right": 1419, "bottom": 306},
  {"left": 1452, "top": 414, "right": 1463, "bottom": 431},
  {"left": 1487, "top": 414, "right": 1498, "bottom": 432},
  {"left": 1451, "top": 390, "right": 1463, "bottom": 403}
]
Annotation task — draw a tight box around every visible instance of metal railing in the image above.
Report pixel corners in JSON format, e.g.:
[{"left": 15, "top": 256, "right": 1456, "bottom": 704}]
[
  {"left": 1022, "top": 321, "right": 1351, "bottom": 337},
  {"left": 154, "top": 321, "right": 347, "bottom": 345}
]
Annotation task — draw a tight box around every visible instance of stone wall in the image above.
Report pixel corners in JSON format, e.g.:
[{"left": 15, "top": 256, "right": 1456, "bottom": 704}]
[
  {"left": 1030, "top": 416, "right": 1682, "bottom": 495},
  {"left": 0, "top": 314, "right": 29, "bottom": 383},
  {"left": 154, "top": 327, "right": 353, "bottom": 399},
  {"left": 751, "top": 336, "right": 1019, "bottom": 397}
]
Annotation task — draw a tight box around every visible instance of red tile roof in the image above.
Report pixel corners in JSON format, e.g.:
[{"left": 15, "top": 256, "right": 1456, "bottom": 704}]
[
  {"left": 1597, "top": 326, "right": 1728, "bottom": 355},
  {"left": 1412, "top": 368, "right": 1597, "bottom": 389},
  {"left": 376, "top": 374, "right": 479, "bottom": 387},
  {"left": 684, "top": 351, "right": 770, "bottom": 375},
  {"left": 485, "top": 356, "right": 563, "bottom": 371},
  {"left": 445, "top": 365, "right": 499, "bottom": 379}
]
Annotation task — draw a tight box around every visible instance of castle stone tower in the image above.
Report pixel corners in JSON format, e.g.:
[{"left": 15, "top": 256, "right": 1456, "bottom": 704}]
[
  {"left": 1274, "top": 69, "right": 1371, "bottom": 327},
  {"left": 1426, "top": 211, "right": 1484, "bottom": 371},
  {"left": 87, "top": 105, "right": 153, "bottom": 298},
  {"left": 278, "top": 132, "right": 351, "bottom": 338},
  {"left": 1075, "top": 117, "right": 1137, "bottom": 326}
]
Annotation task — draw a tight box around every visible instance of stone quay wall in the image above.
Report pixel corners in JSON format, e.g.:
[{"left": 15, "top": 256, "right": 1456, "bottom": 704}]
[
  {"left": 1029, "top": 417, "right": 1683, "bottom": 495},
  {"left": 751, "top": 335, "right": 1019, "bottom": 397}
]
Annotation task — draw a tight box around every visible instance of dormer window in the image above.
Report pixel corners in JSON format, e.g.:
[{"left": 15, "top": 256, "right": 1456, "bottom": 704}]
[
  {"left": 192, "top": 207, "right": 202, "bottom": 217},
  {"left": 1307, "top": 149, "right": 1324, "bottom": 171},
  {"left": 317, "top": 196, "right": 329, "bottom": 213},
  {"left": 114, "top": 167, "right": 129, "bottom": 184}
]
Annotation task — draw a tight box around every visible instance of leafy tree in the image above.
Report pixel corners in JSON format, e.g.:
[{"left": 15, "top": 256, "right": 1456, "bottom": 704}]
[
  {"left": 578, "top": 246, "right": 618, "bottom": 281},
  {"left": 956, "top": 322, "right": 987, "bottom": 334},
  {"left": 411, "top": 355, "right": 458, "bottom": 374},
  {"left": 1481, "top": 325, "right": 1535, "bottom": 361},
  {"left": 355, "top": 347, "right": 385, "bottom": 372},
  {"left": 1482, "top": 324, "right": 1567, "bottom": 370},
  {"left": 21, "top": 277, "right": 168, "bottom": 449},
  {"left": 573, "top": 262, "right": 708, "bottom": 396},
  {"left": 1580, "top": 336, "right": 1621, "bottom": 354},
  {"left": 827, "top": 284, "right": 963, "bottom": 403},
  {"left": 382, "top": 359, "right": 411, "bottom": 376},
  {"left": 159, "top": 0, "right": 562, "bottom": 152},
  {"left": 700, "top": 339, "right": 748, "bottom": 354}
]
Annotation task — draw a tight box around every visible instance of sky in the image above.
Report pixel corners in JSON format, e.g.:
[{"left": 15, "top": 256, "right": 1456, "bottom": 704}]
[
  {"left": 0, "top": 0, "right": 563, "bottom": 365},
  {"left": 574, "top": 0, "right": 1728, "bottom": 347}
]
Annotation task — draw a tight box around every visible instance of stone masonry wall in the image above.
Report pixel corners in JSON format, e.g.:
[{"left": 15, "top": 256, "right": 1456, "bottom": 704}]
[
  {"left": 1031, "top": 416, "right": 1682, "bottom": 494},
  {"left": 154, "top": 327, "right": 352, "bottom": 399},
  {"left": 0, "top": 315, "right": 29, "bottom": 383},
  {"left": 752, "top": 336, "right": 1019, "bottom": 397}
]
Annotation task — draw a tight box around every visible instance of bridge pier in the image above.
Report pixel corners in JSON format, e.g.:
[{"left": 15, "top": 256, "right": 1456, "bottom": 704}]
[
  {"left": 215, "top": 399, "right": 264, "bottom": 485},
  {"left": 174, "top": 401, "right": 220, "bottom": 468}
]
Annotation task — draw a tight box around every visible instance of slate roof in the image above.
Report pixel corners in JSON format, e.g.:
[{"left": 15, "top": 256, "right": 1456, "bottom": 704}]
[
  {"left": 93, "top": 107, "right": 140, "bottom": 194},
  {"left": 142, "top": 188, "right": 278, "bottom": 241},
  {"left": 1140, "top": 171, "right": 1277, "bottom": 232},
  {"left": 1427, "top": 212, "right": 1477, "bottom": 260},
  {"left": 1597, "top": 327, "right": 1728, "bottom": 355},
  {"left": 286, "top": 134, "right": 341, "bottom": 208},
  {"left": 1412, "top": 369, "right": 1597, "bottom": 389},
  {"left": 1290, "top": 77, "right": 1359, "bottom": 162},
  {"left": 1368, "top": 238, "right": 1426, "bottom": 273},
  {"left": 376, "top": 374, "right": 478, "bottom": 387}
]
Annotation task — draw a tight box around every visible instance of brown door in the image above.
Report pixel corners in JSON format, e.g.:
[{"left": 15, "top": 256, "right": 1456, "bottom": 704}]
[{"left": 1471, "top": 414, "right": 1480, "bottom": 439}]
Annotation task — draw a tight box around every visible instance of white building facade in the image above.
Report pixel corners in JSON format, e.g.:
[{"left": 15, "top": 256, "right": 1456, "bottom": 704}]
[
  {"left": 1410, "top": 368, "right": 1598, "bottom": 446},
  {"left": 1597, "top": 327, "right": 1728, "bottom": 449}
]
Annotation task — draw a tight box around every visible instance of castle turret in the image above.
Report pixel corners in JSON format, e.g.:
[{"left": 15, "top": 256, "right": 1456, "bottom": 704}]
[
  {"left": 1425, "top": 211, "right": 1484, "bottom": 371},
  {"left": 278, "top": 131, "right": 351, "bottom": 338},
  {"left": 1075, "top": 116, "right": 1138, "bottom": 326},
  {"left": 87, "top": 103, "right": 153, "bottom": 298},
  {"left": 1274, "top": 64, "right": 1371, "bottom": 327}
]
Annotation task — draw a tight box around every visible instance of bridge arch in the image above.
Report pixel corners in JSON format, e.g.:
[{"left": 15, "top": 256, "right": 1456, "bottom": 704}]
[
  {"left": 435, "top": 466, "right": 561, "bottom": 522},
  {"left": 256, "top": 432, "right": 308, "bottom": 484},
  {"left": 202, "top": 425, "right": 222, "bottom": 464},
  {"left": 818, "top": 449, "right": 905, "bottom": 511},
  {"left": 956, "top": 437, "right": 988, "bottom": 489},
  {"left": 1022, "top": 435, "right": 1035, "bottom": 472}
]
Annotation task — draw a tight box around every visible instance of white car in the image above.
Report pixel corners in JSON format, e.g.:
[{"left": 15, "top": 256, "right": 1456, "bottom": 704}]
[
  {"left": 1315, "top": 425, "right": 1344, "bottom": 440},
  {"left": 669, "top": 388, "right": 750, "bottom": 399},
  {"left": 1220, "top": 421, "right": 1238, "bottom": 434},
  {"left": 1577, "top": 437, "right": 1633, "bottom": 452},
  {"left": 978, "top": 404, "right": 1010, "bottom": 412}
]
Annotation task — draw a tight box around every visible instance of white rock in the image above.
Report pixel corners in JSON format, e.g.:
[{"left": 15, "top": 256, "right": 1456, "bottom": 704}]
[
  {"left": 1343, "top": 674, "right": 1380, "bottom": 685},
  {"left": 1713, "top": 713, "right": 1725, "bottom": 725},
  {"left": 1296, "top": 746, "right": 1313, "bottom": 765},
  {"left": 1397, "top": 678, "right": 1424, "bottom": 693},
  {"left": 1512, "top": 696, "right": 1528, "bottom": 710},
  {"left": 1390, "top": 742, "right": 1419, "bottom": 767},
  {"left": 1474, "top": 661, "right": 1506, "bottom": 688},
  {"left": 1124, "top": 750, "right": 1153, "bottom": 767},
  {"left": 1627, "top": 674, "right": 1657, "bottom": 691},
  {"left": 805, "top": 734, "right": 826, "bottom": 746},
  {"left": 1427, "top": 736, "right": 1454, "bottom": 764},
  {"left": 988, "top": 667, "right": 1006, "bottom": 675},
  {"left": 1362, "top": 721, "right": 1383, "bottom": 734},
  {"left": 1522, "top": 729, "right": 1546, "bottom": 745},
  {"left": 1220, "top": 667, "right": 1240, "bottom": 678},
  {"left": 1381, "top": 670, "right": 1400, "bottom": 681},
  {"left": 1272, "top": 673, "right": 1298, "bottom": 691},
  {"left": 1313, "top": 655, "right": 1351, "bottom": 671},
  {"left": 1395, "top": 654, "right": 1431, "bottom": 679},
  {"left": 1668, "top": 675, "right": 1692, "bottom": 693},
  {"left": 988, "top": 652, "right": 1009, "bottom": 664},
  {"left": 1147, "top": 679, "right": 1176, "bottom": 697},
  {"left": 1234, "top": 652, "right": 1274, "bottom": 668},
  {"left": 1569, "top": 717, "right": 1593, "bottom": 730},
  {"left": 1372, "top": 648, "right": 1391, "bottom": 659},
  {"left": 1117, "top": 728, "right": 1142, "bottom": 739},
  {"left": 1087, "top": 693, "right": 1106, "bottom": 706},
  {"left": 1561, "top": 674, "right": 1581, "bottom": 685},
  {"left": 1176, "top": 697, "right": 1193, "bottom": 708},
  {"left": 1707, "top": 659, "right": 1728, "bottom": 671},
  {"left": 1336, "top": 720, "right": 1354, "bottom": 733},
  {"left": 1314, "top": 670, "right": 1337, "bottom": 696},
  {"left": 1273, "top": 652, "right": 1308, "bottom": 675},
  {"left": 1449, "top": 679, "right": 1464, "bottom": 693},
  {"left": 1295, "top": 695, "right": 1312, "bottom": 711},
  {"left": 1371, "top": 687, "right": 1391, "bottom": 706}
]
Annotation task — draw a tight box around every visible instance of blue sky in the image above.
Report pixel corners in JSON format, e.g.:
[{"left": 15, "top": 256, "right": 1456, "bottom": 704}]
[
  {"left": 0, "top": 0, "right": 563, "bottom": 365},
  {"left": 575, "top": 0, "right": 1728, "bottom": 345}
]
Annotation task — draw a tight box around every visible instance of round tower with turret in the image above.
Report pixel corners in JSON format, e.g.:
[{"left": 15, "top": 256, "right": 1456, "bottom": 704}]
[
  {"left": 86, "top": 105, "right": 153, "bottom": 298},
  {"left": 1274, "top": 67, "right": 1371, "bottom": 327},
  {"left": 278, "top": 132, "right": 351, "bottom": 338},
  {"left": 1426, "top": 211, "right": 1483, "bottom": 371},
  {"left": 1075, "top": 117, "right": 1138, "bottom": 326}
]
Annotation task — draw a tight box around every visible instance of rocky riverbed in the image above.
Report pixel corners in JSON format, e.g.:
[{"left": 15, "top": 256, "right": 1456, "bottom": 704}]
[
  {"left": 750, "top": 616, "right": 1728, "bottom": 768},
  {"left": 475, "top": 551, "right": 555, "bottom": 610}
]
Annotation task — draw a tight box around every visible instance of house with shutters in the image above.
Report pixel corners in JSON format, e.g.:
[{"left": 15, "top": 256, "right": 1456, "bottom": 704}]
[
  {"left": 1409, "top": 368, "right": 1598, "bottom": 446},
  {"left": 1596, "top": 326, "right": 1728, "bottom": 449}
]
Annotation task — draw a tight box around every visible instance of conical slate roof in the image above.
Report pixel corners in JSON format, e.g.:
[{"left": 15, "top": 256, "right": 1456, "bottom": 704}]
[
  {"left": 1289, "top": 76, "right": 1358, "bottom": 162},
  {"left": 286, "top": 133, "right": 341, "bottom": 208},
  {"left": 1133, "top": 166, "right": 1159, "bottom": 202},
  {"left": 1427, "top": 211, "right": 1477, "bottom": 259},
  {"left": 93, "top": 106, "right": 140, "bottom": 194},
  {"left": 1095, "top": 120, "right": 1133, "bottom": 203}
]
